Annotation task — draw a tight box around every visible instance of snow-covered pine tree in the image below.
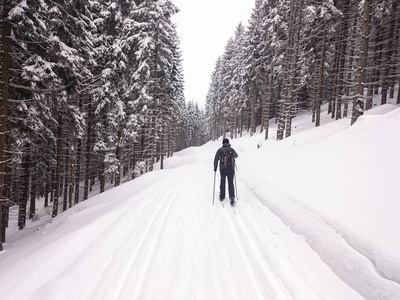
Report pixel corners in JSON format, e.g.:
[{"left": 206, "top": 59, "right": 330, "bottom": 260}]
[
  {"left": 276, "top": 0, "right": 300, "bottom": 140},
  {"left": 283, "top": 0, "right": 304, "bottom": 139},
  {"left": 205, "top": 57, "right": 224, "bottom": 141},
  {"left": 153, "top": 1, "right": 182, "bottom": 168},
  {"left": 220, "top": 38, "right": 237, "bottom": 137},
  {"left": 301, "top": 1, "right": 341, "bottom": 126},
  {"left": 129, "top": 0, "right": 180, "bottom": 173},
  {"left": 328, "top": 0, "right": 354, "bottom": 120},
  {"left": 4, "top": 0, "right": 93, "bottom": 221},
  {"left": 164, "top": 25, "right": 185, "bottom": 157},
  {"left": 91, "top": 0, "right": 137, "bottom": 188},
  {"left": 258, "top": 0, "right": 288, "bottom": 139},
  {"left": 229, "top": 23, "right": 247, "bottom": 139},
  {"left": 243, "top": 0, "right": 266, "bottom": 137}
]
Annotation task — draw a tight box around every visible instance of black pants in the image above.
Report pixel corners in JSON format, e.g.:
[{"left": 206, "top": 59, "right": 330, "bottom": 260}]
[{"left": 220, "top": 167, "right": 235, "bottom": 200}]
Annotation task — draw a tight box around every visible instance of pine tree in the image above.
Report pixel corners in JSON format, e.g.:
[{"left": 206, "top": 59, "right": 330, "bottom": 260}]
[
  {"left": 228, "top": 23, "right": 247, "bottom": 139},
  {"left": 258, "top": 0, "right": 288, "bottom": 139},
  {"left": 206, "top": 58, "right": 224, "bottom": 141},
  {"left": 302, "top": 1, "right": 341, "bottom": 126},
  {"left": 277, "top": 0, "right": 301, "bottom": 140},
  {"left": 244, "top": 2, "right": 264, "bottom": 137}
]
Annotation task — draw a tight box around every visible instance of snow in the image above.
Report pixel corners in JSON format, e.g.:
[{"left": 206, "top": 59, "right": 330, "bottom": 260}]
[
  {"left": 9, "top": 2, "right": 27, "bottom": 19},
  {"left": 1, "top": 101, "right": 400, "bottom": 299}
]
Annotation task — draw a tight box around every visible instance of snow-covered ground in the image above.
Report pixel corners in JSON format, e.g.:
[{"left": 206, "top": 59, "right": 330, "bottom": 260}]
[{"left": 1, "top": 100, "right": 400, "bottom": 299}]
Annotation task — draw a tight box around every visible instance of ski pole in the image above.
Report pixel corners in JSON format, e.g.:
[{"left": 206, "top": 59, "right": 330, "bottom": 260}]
[
  {"left": 234, "top": 173, "right": 238, "bottom": 200},
  {"left": 213, "top": 171, "right": 216, "bottom": 205},
  {"left": 235, "top": 162, "right": 238, "bottom": 200}
]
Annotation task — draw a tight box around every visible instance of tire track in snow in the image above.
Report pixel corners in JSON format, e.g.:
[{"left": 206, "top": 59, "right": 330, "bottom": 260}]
[
  {"left": 224, "top": 207, "right": 290, "bottom": 300},
  {"left": 108, "top": 174, "right": 189, "bottom": 300}
]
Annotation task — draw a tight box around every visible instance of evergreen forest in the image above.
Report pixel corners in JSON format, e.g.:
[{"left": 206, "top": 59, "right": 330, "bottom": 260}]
[{"left": 206, "top": 0, "right": 399, "bottom": 141}]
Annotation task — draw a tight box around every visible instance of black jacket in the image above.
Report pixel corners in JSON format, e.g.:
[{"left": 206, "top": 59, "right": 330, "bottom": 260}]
[{"left": 214, "top": 142, "right": 238, "bottom": 172}]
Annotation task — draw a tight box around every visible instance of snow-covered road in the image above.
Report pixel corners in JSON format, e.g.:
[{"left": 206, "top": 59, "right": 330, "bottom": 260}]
[
  {"left": 84, "top": 145, "right": 363, "bottom": 300},
  {"left": 0, "top": 146, "right": 360, "bottom": 300}
]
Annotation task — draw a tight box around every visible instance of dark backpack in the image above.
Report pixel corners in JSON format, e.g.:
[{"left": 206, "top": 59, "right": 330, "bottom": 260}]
[{"left": 220, "top": 148, "right": 235, "bottom": 169}]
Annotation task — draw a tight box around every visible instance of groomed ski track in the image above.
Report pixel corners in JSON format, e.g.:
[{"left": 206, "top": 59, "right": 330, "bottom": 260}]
[
  {"left": 78, "top": 145, "right": 362, "bottom": 300},
  {"left": 0, "top": 143, "right": 384, "bottom": 299}
]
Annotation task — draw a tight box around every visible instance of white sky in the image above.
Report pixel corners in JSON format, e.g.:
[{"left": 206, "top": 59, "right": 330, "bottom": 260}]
[{"left": 171, "top": 0, "right": 255, "bottom": 108}]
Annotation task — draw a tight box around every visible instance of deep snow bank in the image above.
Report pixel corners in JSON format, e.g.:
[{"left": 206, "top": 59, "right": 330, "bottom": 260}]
[{"left": 231, "top": 104, "right": 400, "bottom": 297}]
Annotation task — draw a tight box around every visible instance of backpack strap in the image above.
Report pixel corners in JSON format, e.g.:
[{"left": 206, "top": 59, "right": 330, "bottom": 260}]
[{"left": 224, "top": 152, "right": 230, "bottom": 167}]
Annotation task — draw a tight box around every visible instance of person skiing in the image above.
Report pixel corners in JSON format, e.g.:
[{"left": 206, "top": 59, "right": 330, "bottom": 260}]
[{"left": 214, "top": 138, "right": 238, "bottom": 206}]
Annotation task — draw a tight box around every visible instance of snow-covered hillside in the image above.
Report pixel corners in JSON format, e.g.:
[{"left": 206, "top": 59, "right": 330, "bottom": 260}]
[{"left": 0, "top": 102, "right": 400, "bottom": 300}]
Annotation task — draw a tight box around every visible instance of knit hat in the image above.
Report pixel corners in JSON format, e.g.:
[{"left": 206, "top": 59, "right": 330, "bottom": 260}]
[{"left": 222, "top": 138, "right": 229, "bottom": 144}]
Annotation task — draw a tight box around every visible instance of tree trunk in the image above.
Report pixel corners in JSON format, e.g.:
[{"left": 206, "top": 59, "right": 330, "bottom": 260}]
[
  {"left": 99, "top": 158, "right": 105, "bottom": 193},
  {"left": 276, "top": 100, "right": 286, "bottom": 140},
  {"left": 74, "top": 138, "right": 81, "bottom": 204},
  {"left": 316, "top": 31, "right": 327, "bottom": 127},
  {"left": 391, "top": 1, "right": 399, "bottom": 101},
  {"left": 335, "top": 2, "right": 351, "bottom": 120},
  {"left": 150, "top": 33, "right": 159, "bottom": 172},
  {"left": 344, "top": 17, "right": 358, "bottom": 119},
  {"left": 285, "top": 0, "right": 304, "bottom": 138},
  {"left": 160, "top": 129, "right": 164, "bottom": 170},
  {"left": 264, "top": 80, "right": 272, "bottom": 141},
  {"left": 331, "top": 40, "right": 341, "bottom": 119},
  {"left": 84, "top": 99, "right": 92, "bottom": 200},
  {"left": 252, "top": 84, "right": 259, "bottom": 137},
  {"left": 374, "top": 31, "right": 382, "bottom": 96},
  {"left": 365, "top": 68, "right": 374, "bottom": 111},
  {"left": 44, "top": 149, "right": 51, "bottom": 208},
  {"left": 351, "top": 0, "right": 372, "bottom": 125},
  {"left": 63, "top": 147, "right": 69, "bottom": 212},
  {"left": 132, "top": 142, "right": 137, "bottom": 180},
  {"left": 50, "top": 172, "right": 55, "bottom": 204},
  {"left": 99, "top": 114, "right": 107, "bottom": 193},
  {"left": 366, "top": 28, "right": 380, "bottom": 111},
  {"left": 19, "top": 147, "right": 30, "bottom": 229},
  {"left": 397, "top": 84, "right": 400, "bottom": 104},
  {"left": 52, "top": 114, "right": 63, "bottom": 217},
  {"left": 0, "top": 1, "right": 12, "bottom": 249},
  {"left": 382, "top": 1, "right": 397, "bottom": 104},
  {"left": 114, "top": 127, "right": 122, "bottom": 187},
  {"left": 29, "top": 150, "right": 37, "bottom": 219},
  {"left": 69, "top": 137, "right": 75, "bottom": 208},
  {"left": 159, "top": 104, "right": 165, "bottom": 170},
  {"left": 2, "top": 154, "right": 11, "bottom": 242},
  {"left": 1, "top": 205, "right": 8, "bottom": 243},
  {"left": 277, "top": 0, "right": 296, "bottom": 141}
]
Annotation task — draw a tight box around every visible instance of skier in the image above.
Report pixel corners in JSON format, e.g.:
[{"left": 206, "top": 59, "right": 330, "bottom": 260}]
[{"left": 214, "top": 138, "right": 238, "bottom": 206}]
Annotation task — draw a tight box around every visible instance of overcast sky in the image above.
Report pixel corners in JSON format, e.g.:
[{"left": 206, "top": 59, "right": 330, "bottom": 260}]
[{"left": 171, "top": 0, "right": 255, "bottom": 108}]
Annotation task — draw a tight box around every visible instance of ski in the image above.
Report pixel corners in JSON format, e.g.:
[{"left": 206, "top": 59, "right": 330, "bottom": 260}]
[
  {"left": 219, "top": 196, "right": 236, "bottom": 214},
  {"left": 218, "top": 193, "right": 224, "bottom": 208},
  {"left": 221, "top": 199, "right": 236, "bottom": 215},
  {"left": 230, "top": 199, "right": 236, "bottom": 215}
]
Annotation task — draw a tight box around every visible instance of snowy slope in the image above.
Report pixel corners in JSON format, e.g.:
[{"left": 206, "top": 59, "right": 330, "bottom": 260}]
[{"left": 0, "top": 103, "right": 400, "bottom": 300}]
